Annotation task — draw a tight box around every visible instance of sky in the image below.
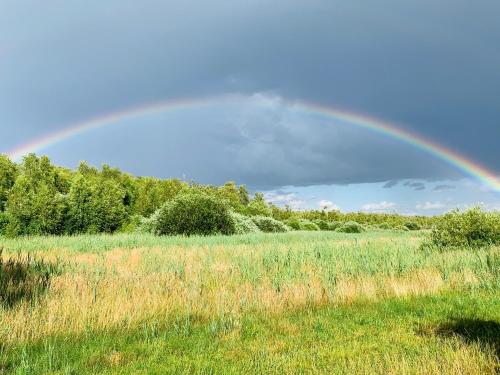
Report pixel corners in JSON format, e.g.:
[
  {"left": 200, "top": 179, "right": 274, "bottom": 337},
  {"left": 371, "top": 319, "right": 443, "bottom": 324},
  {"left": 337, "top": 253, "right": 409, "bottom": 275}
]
[{"left": 1, "top": 0, "right": 499, "bottom": 214}]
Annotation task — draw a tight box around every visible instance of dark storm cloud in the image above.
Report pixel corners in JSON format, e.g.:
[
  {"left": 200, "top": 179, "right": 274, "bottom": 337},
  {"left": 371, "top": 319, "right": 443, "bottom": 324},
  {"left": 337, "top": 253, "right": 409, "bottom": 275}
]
[
  {"left": 42, "top": 94, "right": 459, "bottom": 189},
  {"left": 1, "top": 0, "right": 499, "bottom": 186}
]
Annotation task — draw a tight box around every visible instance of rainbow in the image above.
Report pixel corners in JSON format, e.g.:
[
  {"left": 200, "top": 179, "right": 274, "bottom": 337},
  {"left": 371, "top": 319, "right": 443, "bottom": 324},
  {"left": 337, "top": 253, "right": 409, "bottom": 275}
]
[{"left": 5, "top": 94, "right": 500, "bottom": 193}]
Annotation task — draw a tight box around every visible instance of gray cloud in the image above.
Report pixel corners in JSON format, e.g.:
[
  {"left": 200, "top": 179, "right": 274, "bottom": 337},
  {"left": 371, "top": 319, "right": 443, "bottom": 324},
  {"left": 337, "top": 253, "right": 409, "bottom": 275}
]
[{"left": 41, "top": 94, "right": 460, "bottom": 189}]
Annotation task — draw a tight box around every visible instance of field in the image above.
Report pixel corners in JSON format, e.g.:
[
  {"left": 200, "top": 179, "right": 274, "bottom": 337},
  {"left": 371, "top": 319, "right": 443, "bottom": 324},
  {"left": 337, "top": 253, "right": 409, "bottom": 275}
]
[{"left": 0, "top": 231, "right": 499, "bottom": 374}]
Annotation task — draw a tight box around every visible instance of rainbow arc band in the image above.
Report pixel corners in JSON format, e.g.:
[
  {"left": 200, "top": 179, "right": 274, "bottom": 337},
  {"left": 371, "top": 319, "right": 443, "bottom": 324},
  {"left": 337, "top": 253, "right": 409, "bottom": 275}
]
[{"left": 6, "top": 94, "right": 500, "bottom": 193}]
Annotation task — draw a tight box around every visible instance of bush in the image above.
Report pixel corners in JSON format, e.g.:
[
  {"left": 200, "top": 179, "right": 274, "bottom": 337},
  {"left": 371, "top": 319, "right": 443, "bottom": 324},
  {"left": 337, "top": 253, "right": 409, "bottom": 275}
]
[
  {"left": 298, "top": 219, "right": 320, "bottom": 231},
  {"left": 327, "top": 221, "right": 342, "bottom": 231},
  {"left": 138, "top": 212, "right": 160, "bottom": 234},
  {"left": 336, "top": 221, "right": 365, "bottom": 233},
  {"left": 230, "top": 212, "right": 261, "bottom": 234},
  {"left": 251, "top": 216, "right": 290, "bottom": 233},
  {"left": 378, "top": 222, "right": 392, "bottom": 230},
  {"left": 0, "top": 249, "right": 59, "bottom": 308},
  {"left": 313, "top": 219, "right": 329, "bottom": 230},
  {"left": 149, "top": 191, "right": 236, "bottom": 236},
  {"left": 404, "top": 222, "right": 421, "bottom": 231},
  {"left": 119, "top": 214, "right": 143, "bottom": 233},
  {"left": 425, "top": 208, "right": 500, "bottom": 250},
  {"left": 284, "top": 218, "right": 301, "bottom": 230}
]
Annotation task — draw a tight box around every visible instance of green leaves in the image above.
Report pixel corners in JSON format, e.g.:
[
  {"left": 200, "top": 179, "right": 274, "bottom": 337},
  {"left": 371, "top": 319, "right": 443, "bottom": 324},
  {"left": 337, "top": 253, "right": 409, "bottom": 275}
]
[
  {"left": 5, "top": 155, "right": 66, "bottom": 236},
  {"left": 426, "top": 207, "right": 500, "bottom": 250},
  {"left": 149, "top": 190, "right": 237, "bottom": 236},
  {"left": 67, "top": 173, "right": 127, "bottom": 234}
]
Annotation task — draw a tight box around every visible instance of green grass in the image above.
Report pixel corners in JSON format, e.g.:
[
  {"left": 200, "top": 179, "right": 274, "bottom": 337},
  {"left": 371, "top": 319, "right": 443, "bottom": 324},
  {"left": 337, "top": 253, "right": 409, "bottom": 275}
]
[
  {"left": 0, "top": 230, "right": 423, "bottom": 253},
  {"left": 2, "top": 291, "right": 498, "bottom": 374},
  {"left": 0, "top": 231, "right": 498, "bottom": 374}
]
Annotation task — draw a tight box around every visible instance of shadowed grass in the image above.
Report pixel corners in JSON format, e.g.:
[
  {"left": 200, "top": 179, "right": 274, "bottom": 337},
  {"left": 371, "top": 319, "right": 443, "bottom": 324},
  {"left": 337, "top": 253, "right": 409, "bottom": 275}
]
[{"left": 0, "top": 249, "right": 59, "bottom": 308}]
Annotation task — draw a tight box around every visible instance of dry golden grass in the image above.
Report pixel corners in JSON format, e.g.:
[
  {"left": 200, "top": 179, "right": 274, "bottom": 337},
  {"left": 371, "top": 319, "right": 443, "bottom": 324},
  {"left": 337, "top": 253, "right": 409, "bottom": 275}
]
[{"left": 0, "top": 243, "right": 494, "bottom": 346}]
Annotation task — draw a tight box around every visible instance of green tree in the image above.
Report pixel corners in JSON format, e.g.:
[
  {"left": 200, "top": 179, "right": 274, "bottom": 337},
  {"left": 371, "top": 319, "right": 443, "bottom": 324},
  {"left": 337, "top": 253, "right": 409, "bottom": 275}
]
[
  {"left": 67, "top": 174, "right": 95, "bottom": 233},
  {"left": 133, "top": 177, "right": 185, "bottom": 217},
  {"left": 6, "top": 155, "right": 65, "bottom": 236},
  {"left": 218, "top": 181, "right": 246, "bottom": 213},
  {"left": 66, "top": 173, "right": 127, "bottom": 233},
  {"left": 0, "top": 155, "right": 17, "bottom": 211},
  {"left": 238, "top": 185, "right": 250, "bottom": 206},
  {"left": 247, "top": 193, "right": 272, "bottom": 216}
]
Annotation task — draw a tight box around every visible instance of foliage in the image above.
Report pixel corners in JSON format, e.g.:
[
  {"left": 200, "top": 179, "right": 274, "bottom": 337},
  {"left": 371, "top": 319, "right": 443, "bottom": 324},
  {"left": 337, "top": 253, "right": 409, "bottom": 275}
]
[
  {"left": 230, "top": 211, "right": 261, "bottom": 234},
  {"left": 378, "top": 222, "right": 392, "bottom": 230},
  {"left": 424, "top": 207, "right": 500, "bottom": 250},
  {"left": 0, "top": 153, "right": 466, "bottom": 239},
  {"left": 0, "top": 155, "right": 17, "bottom": 211},
  {"left": 327, "top": 221, "right": 342, "bottom": 231},
  {"left": 246, "top": 193, "right": 272, "bottom": 217},
  {"left": 336, "top": 221, "right": 365, "bottom": 233},
  {"left": 5, "top": 155, "right": 66, "bottom": 236},
  {"left": 284, "top": 218, "right": 301, "bottom": 230},
  {"left": 404, "top": 222, "right": 421, "bottom": 231},
  {"left": 251, "top": 215, "right": 290, "bottom": 233},
  {"left": 299, "top": 219, "right": 320, "bottom": 231},
  {"left": 133, "top": 177, "right": 186, "bottom": 217},
  {"left": 149, "top": 190, "right": 236, "bottom": 236},
  {"left": 313, "top": 219, "right": 329, "bottom": 230},
  {"left": 67, "top": 173, "right": 127, "bottom": 234},
  {"left": 270, "top": 204, "right": 294, "bottom": 221},
  {"left": 0, "top": 211, "right": 8, "bottom": 235}
]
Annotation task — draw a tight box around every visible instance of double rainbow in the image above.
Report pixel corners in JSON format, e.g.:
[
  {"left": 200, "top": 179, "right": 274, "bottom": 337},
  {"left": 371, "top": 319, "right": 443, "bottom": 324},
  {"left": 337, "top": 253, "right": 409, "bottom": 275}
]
[{"left": 5, "top": 94, "right": 500, "bottom": 193}]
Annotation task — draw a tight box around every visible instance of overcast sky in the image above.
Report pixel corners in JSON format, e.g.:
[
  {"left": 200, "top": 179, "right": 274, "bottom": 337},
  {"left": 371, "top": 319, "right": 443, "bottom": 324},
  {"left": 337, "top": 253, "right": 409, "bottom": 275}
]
[{"left": 1, "top": 0, "right": 499, "bottom": 213}]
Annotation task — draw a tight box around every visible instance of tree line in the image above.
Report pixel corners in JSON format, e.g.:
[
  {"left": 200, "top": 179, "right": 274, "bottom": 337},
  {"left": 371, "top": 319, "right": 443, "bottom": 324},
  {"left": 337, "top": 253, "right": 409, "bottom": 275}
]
[{"left": 0, "top": 154, "right": 436, "bottom": 237}]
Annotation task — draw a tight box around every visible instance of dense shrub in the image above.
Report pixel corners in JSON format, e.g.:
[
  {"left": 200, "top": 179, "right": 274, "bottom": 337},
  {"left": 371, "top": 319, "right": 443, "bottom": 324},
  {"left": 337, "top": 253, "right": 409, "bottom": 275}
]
[
  {"left": 251, "top": 216, "right": 290, "bottom": 233},
  {"left": 230, "top": 212, "right": 261, "bottom": 234},
  {"left": 336, "top": 221, "right": 365, "bottom": 233},
  {"left": 149, "top": 191, "right": 236, "bottom": 236},
  {"left": 327, "top": 221, "right": 342, "bottom": 231},
  {"left": 138, "top": 212, "right": 159, "bottom": 234},
  {"left": 404, "top": 222, "right": 421, "bottom": 231},
  {"left": 119, "top": 214, "right": 143, "bottom": 233},
  {"left": 378, "top": 222, "right": 392, "bottom": 230},
  {"left": 424, "top": 208, "right": 500, "bottom": 250},
  {"left": 313, "top": 219, "right": 329, "bottom": 230},
  {"left": 298, "top": 220, "right": 320, "bottom": 231},
  {"left": 0, "top": 250, "right": 59, "bottom": 308},
  {"left": 284, "top": 218, "right": 301, "bottom": 230}
]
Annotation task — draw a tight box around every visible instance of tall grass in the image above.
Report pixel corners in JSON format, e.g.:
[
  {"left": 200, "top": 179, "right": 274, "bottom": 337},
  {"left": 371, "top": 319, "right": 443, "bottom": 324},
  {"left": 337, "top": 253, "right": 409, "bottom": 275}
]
[
  {"left": 0, "top": 231, "right": 498, "bottom": 374},
  {"left": 0, "top": 232, "right": 498, "bottom": 342}
]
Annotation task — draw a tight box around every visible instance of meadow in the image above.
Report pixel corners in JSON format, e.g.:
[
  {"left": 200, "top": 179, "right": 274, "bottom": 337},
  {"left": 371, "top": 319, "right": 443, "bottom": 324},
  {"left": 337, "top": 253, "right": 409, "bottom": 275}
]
[{"left": 0, "top": 230, "right": 498, "bottom": 374}]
